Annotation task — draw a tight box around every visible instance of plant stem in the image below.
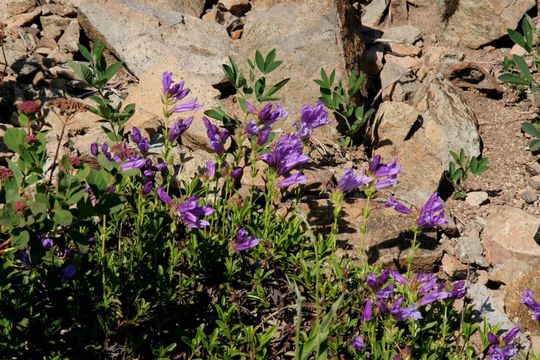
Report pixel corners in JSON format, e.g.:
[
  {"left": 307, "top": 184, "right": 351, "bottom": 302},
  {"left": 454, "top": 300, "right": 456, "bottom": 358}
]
[
  {"left": 48, "top": 113, "right": 71, "bottom": 186},
  {"left": 407, "top": 229, "right": 421, "bottom": 276},
  {"left": 359, "top": 195, "right": 372, "bottom": 258}
]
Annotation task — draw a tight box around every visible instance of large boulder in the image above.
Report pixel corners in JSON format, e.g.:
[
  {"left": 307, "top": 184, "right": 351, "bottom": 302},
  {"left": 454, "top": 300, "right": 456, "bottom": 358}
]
[{"left": 439, "top": 0, "right": 536, "bottom": 49}]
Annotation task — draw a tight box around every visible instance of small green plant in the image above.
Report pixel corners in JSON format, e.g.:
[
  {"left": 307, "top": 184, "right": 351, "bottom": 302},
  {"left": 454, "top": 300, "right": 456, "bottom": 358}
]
[
  {"left": 69, "top": 42, "right": 135, "bottom": 142},
  {"left": 314, "top": 68, "right": 374, "bottom": 147},
  {"left": 446, "top": 148, "right": 489, "bottom": 199}
]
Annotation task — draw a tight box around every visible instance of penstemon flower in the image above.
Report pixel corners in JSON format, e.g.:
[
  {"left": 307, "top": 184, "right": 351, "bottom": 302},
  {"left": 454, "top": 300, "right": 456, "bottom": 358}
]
[
  {"left": 295, "top": 100, "right": 331, "bottom": 138},
  {"left": 486, "top": 327, "right": 520, "bottom": 360},
  {"left": 337, "top": 168, "right": 372, "bottom": 192},
  {"left": 169, "top": 116, "right": 193, "bottom": 142},
  {"left": 203, "top": 117, "right": 229, "bottom": 155},
  {"left": 234, "top": 228, "right": 260, "bottom": 251},
  {"left": 384, "top": 192, "right": 448, "bottom": 229},
  {"left": 522, "top": 289, "right": 540, "bottom": 321},
  {"left": 176, "top": 196, "right": 214, "bottom": 228},
  {"left": 243, "top": 102, "right": 288, "bottom": 145},
  {"left": 161, "top": 71, "right": 203, "bottom": 115}
]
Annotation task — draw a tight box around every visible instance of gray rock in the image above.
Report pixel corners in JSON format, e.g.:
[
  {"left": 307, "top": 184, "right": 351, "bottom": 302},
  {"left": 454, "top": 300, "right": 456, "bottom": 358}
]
[
  {"left": 465, "top": 191, "right": 489, "bottom": 207},
  {"left": 57, "top": 19, "right": 79, "bottom": 53},
  {"left": 457, "top": 233, "right": 484, "bottom": 265},
  {"left": 40, "top": 15, "right": 71, "bottom": 30},
  {"left": 382, "top": 25, "right": 422, "bottom": 45},
  {"left": 529, "top": 175, "right": 540, "bottom": 191},
  {"left": 520, "top": 187, "right": 538, "bottom": 204},
  {"left": 439, "top": 0, "right": 536, "bottom": 49},
  {"left": 362, "top": 0, "right": 388, "bottom": 27}
]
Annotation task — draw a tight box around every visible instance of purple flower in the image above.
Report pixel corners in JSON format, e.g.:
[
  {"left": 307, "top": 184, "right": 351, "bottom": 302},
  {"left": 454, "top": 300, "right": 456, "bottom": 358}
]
[
  {"left": 260, "top": 134, "right": 310, "bottom": 176},
  {"left": 172, "top": 98, "right": 203, "bottom": 113},
  {"left": 61, "top": 263, "right": 77, "bottom": 282},
  {"left": 337, "top": 168, "right": 372, "bottom": 192},
  {"left": 244, "top": 101, "right": 256, "bottom": 114},
  {"left": 279, "top": 171, "right": 307, "bottom": 188},
  {"left": 488, "top": 347, "right": 505, "bottom": 360},
  {"left": 384, "top": 196, "right": 413, "bottom": 215},
  {"left": 130, "top": 127, "right": 150, "bottom": 153},
  {"left": 418, "top": 290, "right": 449, "bottom": 306},
  {"left": 258, "top": 103, "right": 288, "bottom": 127},
  {"left": 121, "top": 158, "right": 146, "bottom": 171},
  {"left": 157, "top": 187, "right": 174, "bottom": 205},
  {"left": 169, "top": 117, "right": 194, "bottom": 142},
  {"left": 162, "top": 71, "right": 190, "bottom": 100},
  {"left": 390, "top": 301, "right": 422, "bottom": 321},
  {"left": 90, "top": 142, "right": 98, "bottom": 156},
  {"left": 522, "top": 289, "right": 540, "bottom": 321},
  {"left": 296, "top": 101, "right": 330, "bottom": 138},
  {"left": 503, "top": 327, "right": 520, "bottom": 344},
  {"left": 41, "top": 237, "right": 53, "bottom": 250},
  {"left": 244, "top": 120, "right": 260, "bottom": 137},
  {"left": 368, "top": 155, "right": 401, "bottom": 190},
  {"left": 176, "top": 196, "right": 214, "bottom": 228},
  {"left": 449, "top": 280, "right": 466, "bottom": 299},
  {"left": 204, "top": 161, "right": 216, "bottom": 179},
  {"left": 85, "top": 186, "right": 97, "bottom": 206},
  {"left": 366, "top": 270, "right": 390, "bottom": 288},
  {"left": 231, "top": 167, "right": 243, "bottom": 180},
  {"left": 487, "top": 327, "right": 521, "bottom": 360},
  {"left": 416, "top": 192, "right": 448, "bottom": 228},
  {"left": 203, "top": 117, "right": 229, "bottom": 155},
  {"left": 17, "top": 249, "right": 33, "bottom": 268},
  {"left": 352, "top": 336, "right": 366, "bottom": 352},
  {"left": 390, "top": 271, "right": 408, "bottom": 285},
  {"left": 142, "top": 181, "right": 153, "bottom": 195},
  {"left": 375, "top": 284, "right": 395, "bottom": 300},
  {"left": 362, "top": 298, "right": 373, "bottom": 321},
  {"left": 234, "top": 228, "right": 260, "bottom": 251}
]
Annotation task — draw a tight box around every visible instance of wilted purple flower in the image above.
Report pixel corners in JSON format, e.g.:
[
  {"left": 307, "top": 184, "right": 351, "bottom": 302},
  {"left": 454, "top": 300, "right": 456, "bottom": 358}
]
[
  {"left": 169, "top": 117, "right": 194, "bottom": 142},
  {"left": 203, "top": 117, "right": 229, "bottom": 155},
  {"left": 337, "top": 168, "right": 372, "bottom": 192},
  {"left": 279, "top": 171, "right": 307, "bottom": 188},
  {"left": 362, "top": 298, "right": 373, "bottom": 321},
  {"left": 384, "top": 196, "right": 413, "bottom": 215},
  {"left": 162, "top": 71, "right": 190, "bottom": 100},
  {"left": 176, "top": 196, "right": 214, "bottom": 228},
  {"left": 296, "top": 101, "right": 331, "bottom": 138},
  {"left": 130, "top": 127, "right": 150, "bottom": 153},
  {"left": 522, "top": 289, "right": 540, "bottom": 321},
  {"left": 234, "top": 228, "right": 260, "bottom": 251},
  {"left": 157, "top": 188, "right": 174, "bottom": 206},
  {"left": 90, "top": 142, "right": 98, "bottom": 156},
  {"left": 172, "top": 98, "right": 203, "bottom": 113},
  {"left": 41, "top": 237, "right": 53, "bottom": 250},
  {"left": 260, "top": 134, "right": 310, "bottom": 176},
  {"left": 61, "top": 263, "right": 77, "bottom": 282},
  {"left": 352, "top": 336, "right": 366, "bottom": 352},
  {"left": 416, "top": 192, "right": 447, "bottom": 228}
]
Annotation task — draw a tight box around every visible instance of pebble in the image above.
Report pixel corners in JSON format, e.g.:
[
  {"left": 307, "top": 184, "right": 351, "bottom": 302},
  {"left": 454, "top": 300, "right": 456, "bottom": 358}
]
[
  {"left": 529, "top": 175, "right": 540, "bottom": 191},
  {"left": 465, "top": 191, "right": 489, "bottom": 207},
  {"left": 519, "top": 187, "right": 538, "bottom": 204}
]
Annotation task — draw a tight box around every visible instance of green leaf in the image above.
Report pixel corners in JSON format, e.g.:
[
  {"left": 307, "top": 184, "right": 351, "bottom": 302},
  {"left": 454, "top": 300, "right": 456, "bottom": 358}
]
[
  {"left": 102, "top": 61, "right": 124, "bottom": 83},
  {"left": 255, "top": 50, "right": 265, "bottom": 73},
  {"left": 530, "top": 138, "right": 540, "bottom": 151},
  {"left": 53, "top": 208, "right": 73, "bottom": 226},
  {"left": 513, "top": 55, "right": 533, "bottom": 83},
  {"left": 11, "top": 229, "right": 29, "bottom": 248},
  {"left": 507, "top": 29, "right": 528, "bottom": 53},
  {"left": 3, "top": 128, "right": 26, "bottom": 153},
  {"left": 261, "top": 78, "right": 290, "bottom": 99},
  {"left": 69, "top": 61, "right": 94, "bottom": 85},
  {"left": 77, "top": 43, "right": 93, "bottom": 62},
  {"left": 498, "top": 73, "right": 530, "bottom": 86},
  {"left": 522, "top": 15, "right": 534, "bottom": 51},
  {"left": 204, "top": 108, "right": 228, "bottom": 121},
  {"left": 522, "top": 122, "right": 540, "bottom": 137}
]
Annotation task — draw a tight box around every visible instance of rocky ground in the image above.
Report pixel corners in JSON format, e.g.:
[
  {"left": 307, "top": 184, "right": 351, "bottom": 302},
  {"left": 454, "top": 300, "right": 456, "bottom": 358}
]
[{"left": 2, "top": 0, "right": 540, "bottom": 354}]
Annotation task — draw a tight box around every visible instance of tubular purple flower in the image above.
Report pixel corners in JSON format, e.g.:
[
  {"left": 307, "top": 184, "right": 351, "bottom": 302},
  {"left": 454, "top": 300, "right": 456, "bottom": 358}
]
[
  {"left": 373, "top": 158, "right": 401, "bottom": 178},
  {"left": 503, "top": 327, "right": 520, "bottom": 344},
  {"left": 337, "top": 168, "right": 372, "bottom": 192},
  {"left": 368, "top": 155, "right": 401, "bottom": 190},
  {"left": 142, "top": 181, "right": 153, "bottom": 195},
  {"left": 258, "top": 103, "right": 288, "bottom": 127},
  {"left": 130, "top": 127, "right": 150, "bottom": 153},
  {"left": 176, "top": 196, "right": 214, "bottom": 228},
  {"left": 234, "top": 228, "right": 260, "bottom": 251},
  {"left": 488, "top": 347, "right": 504, "bottom": 360},
  {"left": 244, "top": 120, "right": 260, "bottom": 137},
  {"left": 169, "top": 117, "right": 194, "bottom": 142},
  {"left": 279, "top": 171, "right": 307, "bottom": 188},
  {"left": 418, "top": 290, "right": 449, "bottom": 306},
  {"left": 503, "top": 344, "right": 518, "bottom": 358},
  {"left": 384, "top": 196, "right": 413, "bottom": 215},
  {"left": 416, "top": 192, "right": 448, "bottom": 228},
  {"left": 375, "top": 284, "right": 395, "bottom": 300},
  {"left": 296, "top": 100, "right": 330, "bottom": 138},
  {"left": 90, "top": 142, "right": 98, "bottom": 156},
  {"left": 41, "top": 237, "right": 53, "bottom": 250},
  {"left": 231, "top": 167, "right": 243, "bottom": 180},
  {"left": 522, "top": 289, "right": 540, "bottom": 321},
  {"left": 244, "top": 101, "right": 256, "bottom": 114},
  {"left": 162, "top": 71, "right": 190, "bottom": 100},
  {"left": 417, "top": 273, "right": 439, "bottom": 295},
  {"left": 352, "top": 336, "right": 366, "bottom": 352},
  {"left": 61, "top": 263, "right": 77, "bottom": 282},
  {"left": 257, "top": 127, "right": 272, "bottom": 145},
  {"left": 203, "top": 117, "right": 229, "bottom": 155},
  {"left": 390, "top": 271, "right": 408, "bottom": 285},
  {"left": 391, "top": 302, "right": 422, "bottom": 321},
  {"left": 172, "top": 98, "right": 203, "bottom": 113},
  {"left": 121, "top": 158, "right": 146, "bottom": 171},
  {"left": 488, "top": 333, "right": 499, "bottom": 346},
  {"left": 362, "top": 298, "right": 373, "bottom": 321},
  {"left": 449, "top": 280, "right": 466, "bottom": 299},
  {"left": 205, "top": 161, "right": 216, "bottom": 179},
  {"left": 157, "top": 187, "right": 174, "bottom": 205}
]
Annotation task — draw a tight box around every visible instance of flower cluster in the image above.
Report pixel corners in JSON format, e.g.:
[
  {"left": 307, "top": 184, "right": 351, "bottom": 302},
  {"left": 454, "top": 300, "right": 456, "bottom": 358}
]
[
  {"left": 337, "top": 155, "right": 401, "bottom": 195},
  {"left": 0, "top": 166, "right": 13, "bottom": 181},
  {"left": 486, "top": 327, "right": 520, "bottom": 360},
  {"left": 157, "top": 188, "right": 214, "bottom": 229},
  {"left": 337, "top": 168, "right": 372, "bottom": 192},
  {"left": 259, "top": 133, "right": 310, "bottom": 188},
  {"left": 203, "top": 117, "right": 229, "bottom": 155},
  {"left": 294, "top": 100, "right": 330, "bottom": 138},
  {"left": 384, "top": 192, "right": 448, "bottom": 229},
  {"left": 162, "top": 71, "right": 203, "bottom": 114},
  {"left": 244, "top": 102, "right": 288, "bottom": 145},
  {"left": 169, "top": 116, "right": 193, "bottom": 143},
  {"left": 130, "top": 127, "right": 150, "bottom": 154},
  {"left": 522, "top": 289, "right": 540, "bottom": 321}
]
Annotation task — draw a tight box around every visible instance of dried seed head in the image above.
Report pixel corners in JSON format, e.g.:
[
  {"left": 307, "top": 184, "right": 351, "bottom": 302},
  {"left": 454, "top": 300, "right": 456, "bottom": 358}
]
[
  {"left": 47, "top": 98, "right": 87, "bottom": 116},
  {"left": 18, "top": 100, "right": 40, "bottom": 114}
]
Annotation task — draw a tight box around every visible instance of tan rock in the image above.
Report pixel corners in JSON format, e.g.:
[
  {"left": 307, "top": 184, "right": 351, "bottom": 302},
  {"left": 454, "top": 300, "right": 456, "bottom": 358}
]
[
  {"left": 362, "top": 0, "right": 388, "bottom": 27},
  {"left": 5, "top": 9, "right": 41, "bottom": 28},
  {"left": 387, "top": 43, "right": 422, "bottom": 57},
  {"left": 57, "top": 19, "right": 79, "bottom": 53},
  {"left": 219, "top": 0, "right": 251, "bottom": 16},
  {"left": 4, "top": 0, "right": 36, "bottom": 19},
  {"left": 370, "top": 101, "right": 419, "bottom": 148},
  {"left": 482, "top": 207, "right": 540, "bottom": 265},
  {"left": 441, "top": 253, "right": 468, "bottom": 277},
  {"left": 504, "top": 262, "right": 540, "bottom": 336}
]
